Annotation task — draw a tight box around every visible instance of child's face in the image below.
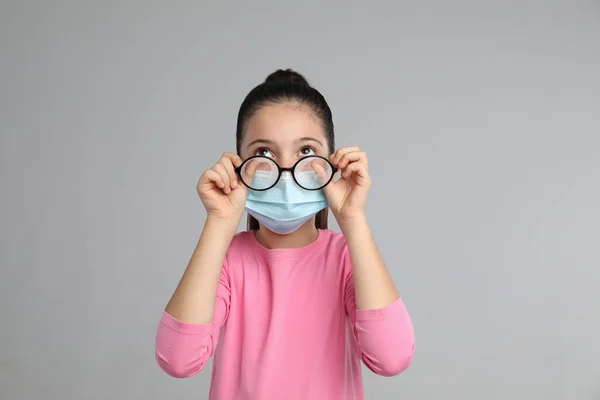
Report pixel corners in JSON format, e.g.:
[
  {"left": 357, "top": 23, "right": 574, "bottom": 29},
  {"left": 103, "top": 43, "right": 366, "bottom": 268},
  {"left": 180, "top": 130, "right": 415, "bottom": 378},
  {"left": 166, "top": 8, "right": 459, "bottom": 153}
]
[{"left": 240, "top": 103, "right": 330, "bottom": 168}]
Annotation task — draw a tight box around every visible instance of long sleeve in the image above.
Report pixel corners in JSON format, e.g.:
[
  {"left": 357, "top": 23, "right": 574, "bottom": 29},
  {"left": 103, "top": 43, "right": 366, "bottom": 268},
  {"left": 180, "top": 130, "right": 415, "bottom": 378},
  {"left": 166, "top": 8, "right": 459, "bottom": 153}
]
[
  {"left": 343, "top": 248, "right": 415, "bottom": 377},
  {"left": 155, "top": 259, "right": 232, "bottom": 378}
]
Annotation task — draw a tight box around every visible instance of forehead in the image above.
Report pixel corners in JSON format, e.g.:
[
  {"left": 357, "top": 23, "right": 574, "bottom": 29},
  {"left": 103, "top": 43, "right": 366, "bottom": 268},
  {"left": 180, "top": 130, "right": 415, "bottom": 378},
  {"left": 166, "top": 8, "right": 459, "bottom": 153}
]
[{"left": 243, "top": 103, "right": 325, "bottom": 145}]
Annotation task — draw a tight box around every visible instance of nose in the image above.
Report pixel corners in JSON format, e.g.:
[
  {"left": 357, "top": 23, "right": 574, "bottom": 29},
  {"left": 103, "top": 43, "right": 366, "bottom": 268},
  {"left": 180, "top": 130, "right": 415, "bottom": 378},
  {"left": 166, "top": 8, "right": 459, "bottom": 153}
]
[{"left": 278, "top": 155, "right": 296, "bottom": 170}]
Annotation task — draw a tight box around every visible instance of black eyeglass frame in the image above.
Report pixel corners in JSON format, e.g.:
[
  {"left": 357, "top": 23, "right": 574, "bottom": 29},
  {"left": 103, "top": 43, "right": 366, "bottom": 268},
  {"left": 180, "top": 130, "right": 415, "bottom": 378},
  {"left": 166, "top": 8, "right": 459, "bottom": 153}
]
[{"left": 234, "top": 155, "right": 338, "bottom": 192}]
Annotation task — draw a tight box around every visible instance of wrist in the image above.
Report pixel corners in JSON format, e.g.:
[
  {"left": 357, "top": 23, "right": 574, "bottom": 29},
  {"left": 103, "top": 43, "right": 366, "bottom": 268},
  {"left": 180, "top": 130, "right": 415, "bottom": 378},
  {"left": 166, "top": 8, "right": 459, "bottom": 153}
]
[
  {"left": 205, "top": 214, "right": 241, "bottom": 233},
  {"left": 337, "top": 212, "right": 368, "bottom": 232}
]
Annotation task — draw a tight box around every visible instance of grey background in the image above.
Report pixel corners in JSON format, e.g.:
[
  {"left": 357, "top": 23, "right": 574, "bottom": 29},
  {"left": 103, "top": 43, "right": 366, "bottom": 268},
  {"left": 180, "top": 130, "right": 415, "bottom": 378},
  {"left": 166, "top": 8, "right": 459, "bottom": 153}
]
[{"left": 1, "top": 1, "right": 599, "bottom": 399}]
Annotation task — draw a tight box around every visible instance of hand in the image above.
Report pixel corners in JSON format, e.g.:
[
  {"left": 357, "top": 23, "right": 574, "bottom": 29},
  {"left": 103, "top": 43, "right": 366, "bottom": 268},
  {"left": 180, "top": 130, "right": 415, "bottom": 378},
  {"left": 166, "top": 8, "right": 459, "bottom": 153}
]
[
  {"left": 323, "top": 146, "right": 371, "bottom": 224},
  {"left": 197, "top": 152, "right": 247, "bottom": 222}
]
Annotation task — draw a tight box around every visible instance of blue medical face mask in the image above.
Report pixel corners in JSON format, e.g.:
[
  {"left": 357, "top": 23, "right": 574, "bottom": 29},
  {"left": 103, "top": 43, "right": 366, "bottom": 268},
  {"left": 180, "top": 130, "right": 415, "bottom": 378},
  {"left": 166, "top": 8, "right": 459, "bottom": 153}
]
[{"left": 245, "top": 171, "right": 328, "bottom": 234}]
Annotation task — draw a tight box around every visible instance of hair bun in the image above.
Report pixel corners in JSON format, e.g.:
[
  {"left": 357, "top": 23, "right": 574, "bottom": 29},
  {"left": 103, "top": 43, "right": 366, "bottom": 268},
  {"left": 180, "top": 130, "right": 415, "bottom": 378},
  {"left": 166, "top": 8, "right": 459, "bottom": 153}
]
[{"left": 264, "top": 68, "right": 310, "bottom": 87}]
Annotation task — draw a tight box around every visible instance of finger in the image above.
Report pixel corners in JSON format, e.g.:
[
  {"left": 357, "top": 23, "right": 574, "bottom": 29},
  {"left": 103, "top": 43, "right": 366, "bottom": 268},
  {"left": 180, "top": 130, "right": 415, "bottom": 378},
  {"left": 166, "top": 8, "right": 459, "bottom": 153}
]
[
  {"left": 338, "top": 151, "right": 368, "bottom": 170},
  {"left": 213, "top": 163, "right": 231, "bottom": 193},
  {"left": 241, "top": 159, "right": 259, "bottom": 184},
  {"left": 202, "top": 170, "right": 225, "bottom": 189},
  {"left": 331, "top": 146, "right": 360, "bottom": 165},
  {"left": 342, "top": 162, "right": 370, "bottom": 185},
  {"left": 222, "top": 152, "right": 243, "bottom": 168},
  {"left": 330, "top": 146, "right": 360, "bottom": 166},
  {"left": 311, "top": 159, "right": 330, "bottom": 187},
  {"left": 218, "top": 156, "right": 238, "bottom": 189}
]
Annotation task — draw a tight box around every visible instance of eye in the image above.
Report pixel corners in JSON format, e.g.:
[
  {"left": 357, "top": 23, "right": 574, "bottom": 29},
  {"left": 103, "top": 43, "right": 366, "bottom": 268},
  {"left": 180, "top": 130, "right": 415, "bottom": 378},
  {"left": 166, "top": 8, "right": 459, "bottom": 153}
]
[
  {"left": 298, "top": 146, "right": 316, "bottom": 157},
  {"left": 255, "top": 148, "right": 274, "bottom": 158}
]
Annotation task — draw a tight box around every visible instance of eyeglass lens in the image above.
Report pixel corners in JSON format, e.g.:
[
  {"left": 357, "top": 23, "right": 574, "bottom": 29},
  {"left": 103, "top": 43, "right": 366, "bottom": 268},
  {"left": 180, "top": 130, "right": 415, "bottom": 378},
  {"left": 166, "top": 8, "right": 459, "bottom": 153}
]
[{"left": 239, "top": 156, "right": 333, "bottom": 190}]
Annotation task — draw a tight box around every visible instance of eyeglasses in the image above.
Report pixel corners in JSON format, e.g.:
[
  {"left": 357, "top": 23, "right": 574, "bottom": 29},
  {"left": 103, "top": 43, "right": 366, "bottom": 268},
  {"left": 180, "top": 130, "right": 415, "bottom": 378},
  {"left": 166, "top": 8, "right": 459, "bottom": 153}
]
[{"left": 235, "top": 155, "right": 338, "bottom": 191}]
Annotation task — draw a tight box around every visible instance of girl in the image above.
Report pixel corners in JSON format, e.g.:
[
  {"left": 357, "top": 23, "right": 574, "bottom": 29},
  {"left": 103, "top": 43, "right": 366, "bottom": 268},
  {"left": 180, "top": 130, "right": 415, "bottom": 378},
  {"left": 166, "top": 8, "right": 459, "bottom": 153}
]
[{"left": 155, "top": 69, "right": 415, "bottom": 400}]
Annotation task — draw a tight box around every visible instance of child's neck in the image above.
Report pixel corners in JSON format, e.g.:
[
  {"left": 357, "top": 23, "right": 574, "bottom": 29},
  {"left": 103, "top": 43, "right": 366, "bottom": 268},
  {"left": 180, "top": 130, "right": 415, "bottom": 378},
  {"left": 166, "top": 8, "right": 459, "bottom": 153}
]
[{"left": 255, "top": 220, "right": 320, "bottom": 249}]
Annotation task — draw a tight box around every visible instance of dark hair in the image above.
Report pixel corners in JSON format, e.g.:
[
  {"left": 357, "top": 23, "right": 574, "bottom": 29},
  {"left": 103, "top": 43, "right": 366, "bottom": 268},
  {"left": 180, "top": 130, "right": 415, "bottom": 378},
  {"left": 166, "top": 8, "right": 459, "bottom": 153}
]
[{"left": 236, "top": 69, "right": 335, "bottom": 231}]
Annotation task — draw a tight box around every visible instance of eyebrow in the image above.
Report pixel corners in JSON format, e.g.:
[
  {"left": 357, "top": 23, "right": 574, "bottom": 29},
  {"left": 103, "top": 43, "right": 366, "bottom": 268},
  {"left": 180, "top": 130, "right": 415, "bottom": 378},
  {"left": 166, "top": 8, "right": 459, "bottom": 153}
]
[
  {"left": 246, "top": 139, "right": 276, "bottom": 148},
  {"left": 295, "top": 137, "right": 324, "bottom": 147}
]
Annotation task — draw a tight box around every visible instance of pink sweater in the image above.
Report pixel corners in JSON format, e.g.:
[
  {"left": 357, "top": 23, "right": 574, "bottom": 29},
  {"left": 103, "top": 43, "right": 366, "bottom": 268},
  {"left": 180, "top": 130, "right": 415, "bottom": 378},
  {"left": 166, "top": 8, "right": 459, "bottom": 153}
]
[{"left": 155, "top": 229, "right": 415, "bottom": 400}]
